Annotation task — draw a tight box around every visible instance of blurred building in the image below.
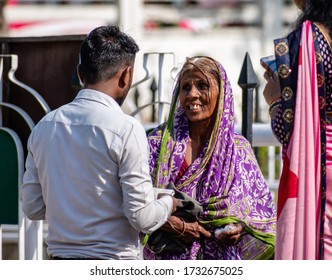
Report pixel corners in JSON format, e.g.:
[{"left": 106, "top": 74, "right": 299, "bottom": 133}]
[{"left": 1, "top": 0, "right": 299, "bottom": 124}]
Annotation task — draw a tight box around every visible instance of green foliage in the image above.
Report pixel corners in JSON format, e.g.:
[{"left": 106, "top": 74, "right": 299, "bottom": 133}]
[
  {"left": 255, "top": 146, "right": 281, "bottom": 179},
  {"left": 255, "top": 146, "right": 281, "bottom": 204}
]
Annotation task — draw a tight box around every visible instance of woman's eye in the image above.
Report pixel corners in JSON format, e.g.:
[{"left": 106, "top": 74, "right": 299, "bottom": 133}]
[
  {"left": 198, "top": 82, "right": 209, "bottom": 90},
  {"left": 181, "top": 84, "right": 190, "bottom": 91}
]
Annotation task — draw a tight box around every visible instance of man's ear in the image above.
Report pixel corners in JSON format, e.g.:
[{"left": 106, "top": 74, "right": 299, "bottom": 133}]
[
  {"left": 76, "top": 64, "right": 84, "bottom": 87},
  {"left": 118, "top": 66, "right": 132, "bottom": 89}
]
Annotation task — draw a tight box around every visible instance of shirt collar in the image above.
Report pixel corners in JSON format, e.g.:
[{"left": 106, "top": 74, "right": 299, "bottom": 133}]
[{"left": 75, "top": 89, "right": 123, "bottom": 112}]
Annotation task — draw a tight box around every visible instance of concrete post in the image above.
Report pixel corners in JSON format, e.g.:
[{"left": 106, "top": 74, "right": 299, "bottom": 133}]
[
  {"left": 24, "top": 219, "right": 43, "bottom": 260},
  {"left": 118, "top": 0, "right": 143, "bottom": 41},
  {"left": 260, "top": 0, "right": 283, "bottom": 55}
]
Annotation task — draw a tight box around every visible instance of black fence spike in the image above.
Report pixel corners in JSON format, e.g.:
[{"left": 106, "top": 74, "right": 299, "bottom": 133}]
[
  {"left": 150, "top": 76, "right": 157, "bottom": 92},
  {"left": 150, "top": 76, "right": 157, "bottom": 123},
  {"left": 238, "top": 52, "right": 259, "bottom": 89},
  {"left": 238, "top": 52, "right": 258, "bottom": 145}
]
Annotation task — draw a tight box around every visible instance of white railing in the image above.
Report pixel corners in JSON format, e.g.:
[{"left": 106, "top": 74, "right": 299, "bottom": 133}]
[{"left": 0, "top": 55, "right": 48, "bottom": 260}]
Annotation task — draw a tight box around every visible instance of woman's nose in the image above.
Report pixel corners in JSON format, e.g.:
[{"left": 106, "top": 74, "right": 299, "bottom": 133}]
[{"left": 187, "top": 86, "right": 199, "bottom": 99}]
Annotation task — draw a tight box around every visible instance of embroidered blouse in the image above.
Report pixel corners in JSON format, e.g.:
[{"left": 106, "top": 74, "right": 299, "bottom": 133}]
[{"left": 271, "top": 24, "right": 332, "bottom": 145}]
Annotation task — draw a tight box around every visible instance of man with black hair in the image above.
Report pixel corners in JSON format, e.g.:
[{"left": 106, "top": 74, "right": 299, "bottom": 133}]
[{"left": 21, "top": 25, "right": 177, "bottom": 260}]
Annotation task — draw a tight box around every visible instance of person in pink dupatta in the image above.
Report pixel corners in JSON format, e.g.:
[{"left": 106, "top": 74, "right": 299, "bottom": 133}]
[{"left": 262, "top": 0, "right": 332, "bottom": 260}]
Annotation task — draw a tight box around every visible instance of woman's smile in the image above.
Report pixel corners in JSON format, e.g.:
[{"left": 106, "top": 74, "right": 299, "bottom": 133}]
[{"left": 188, "top": 104, "right": 202, "bottom": 111}]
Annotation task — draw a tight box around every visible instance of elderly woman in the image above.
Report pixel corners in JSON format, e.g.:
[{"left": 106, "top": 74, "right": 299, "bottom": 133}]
[
  {"left": 262, "top": 0, "right": 332, "bottom": 260},
  {"left": 142, "top": 56, "right": 276, "bottom": 260}
]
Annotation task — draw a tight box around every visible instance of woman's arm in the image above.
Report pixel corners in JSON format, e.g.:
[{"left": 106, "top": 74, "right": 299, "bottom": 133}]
[{"left": 161, "top": 215, "right": 211, "bottom": 244}]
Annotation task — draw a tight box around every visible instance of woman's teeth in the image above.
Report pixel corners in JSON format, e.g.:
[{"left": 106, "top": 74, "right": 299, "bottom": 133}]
[{"left": 189, "top": 104, "right": 200, "bottom": 110}]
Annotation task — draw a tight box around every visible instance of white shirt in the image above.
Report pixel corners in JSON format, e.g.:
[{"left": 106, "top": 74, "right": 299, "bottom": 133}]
[{"left": 21, "top": 89, "right": 173, "bottom": 260}]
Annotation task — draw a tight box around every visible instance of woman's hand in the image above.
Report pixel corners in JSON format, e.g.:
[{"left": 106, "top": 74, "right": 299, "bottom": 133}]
[
  {"left": 262, "top": 71, "right": 281, "bottom": 106},
  {"left": 215, "top": 223, "right": 245, "bottom": 246},
  {"left": 162, "top": 215, "right": 211, "bottom": 244}
]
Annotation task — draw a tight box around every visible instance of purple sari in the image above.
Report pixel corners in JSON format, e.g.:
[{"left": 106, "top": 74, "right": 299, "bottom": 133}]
[{"left": 143, "top": 57, "right": 276, "bottom": 260}]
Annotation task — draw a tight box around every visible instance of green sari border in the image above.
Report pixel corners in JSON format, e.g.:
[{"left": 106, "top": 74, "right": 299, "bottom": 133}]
[{"left": 199, "top": 217, "right": 275, "bottom": 248}]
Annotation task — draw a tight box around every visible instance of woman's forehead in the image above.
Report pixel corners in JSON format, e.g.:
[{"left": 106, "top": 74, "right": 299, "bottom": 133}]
[{"left": 180, "top": 68, "right": 214, "bottom": 81}]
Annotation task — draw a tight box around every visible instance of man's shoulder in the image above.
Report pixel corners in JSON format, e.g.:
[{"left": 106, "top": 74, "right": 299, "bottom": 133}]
[{"left": 117, "top": 114, "right": 148, "bottom": 140}]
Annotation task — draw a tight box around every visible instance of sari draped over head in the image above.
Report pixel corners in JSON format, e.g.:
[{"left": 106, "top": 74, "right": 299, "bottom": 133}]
[{"left": 143, "top": 57, "right": 276, "bottom": 260}]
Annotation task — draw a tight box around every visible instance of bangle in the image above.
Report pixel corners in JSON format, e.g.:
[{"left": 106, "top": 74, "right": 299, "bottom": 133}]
[
  {"left": 269, "top": 96, "right": 281, "bottom": 106},
  {"left": 170, "top": 217, "right": 186, "bottom": 237},
  {"left": 174, "top": 217, "right": 186, "bottom": 237},
  {"left": 268, "top": 98, "right": 281, "bottom": 116}
]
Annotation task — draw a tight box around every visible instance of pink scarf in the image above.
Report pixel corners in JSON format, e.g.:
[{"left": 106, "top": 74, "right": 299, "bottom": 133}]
[{"left": 276, "top": 21, "right": 321, "bottom": 259}]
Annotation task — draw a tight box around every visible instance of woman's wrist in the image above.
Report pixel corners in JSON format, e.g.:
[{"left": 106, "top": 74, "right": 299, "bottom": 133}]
[
  {"left": 268, "top": 96, "right": 281, "bottom": 107},
  {"left": 268, "top": 97, "right": 281, "bottom": 116},
  {"left": 162, "top": 216, "right": 185, "bottom": 235}
]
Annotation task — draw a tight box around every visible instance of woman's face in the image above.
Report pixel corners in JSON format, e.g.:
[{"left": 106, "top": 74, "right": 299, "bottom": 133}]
[
  {"left": 294, "top": 0, "right": 305, "bottom": 10},
  {"left": 179, "top": 68, "right": 219, "bottom": 124}
]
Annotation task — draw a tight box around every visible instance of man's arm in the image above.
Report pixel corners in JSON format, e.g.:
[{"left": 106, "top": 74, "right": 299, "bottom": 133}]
[
  {"left": 118, "top": 120, "right": 174, "bottom": 234},
  {"left": 21, "top": 142, "right": 46, "bottom": 220}
]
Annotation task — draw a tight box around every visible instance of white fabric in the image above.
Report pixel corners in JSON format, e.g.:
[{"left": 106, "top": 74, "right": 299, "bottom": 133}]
[{"left": 21, "top": 89, "right": 173, "bottom": 260}]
